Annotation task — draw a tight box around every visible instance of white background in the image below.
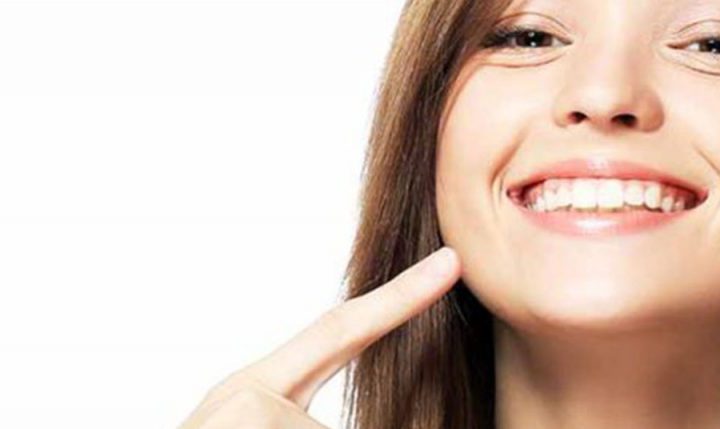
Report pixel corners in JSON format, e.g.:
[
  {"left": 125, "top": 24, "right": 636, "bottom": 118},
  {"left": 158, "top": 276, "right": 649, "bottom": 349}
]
[{"left": 0, "top": 1, "right": 404, "bottom": 427}]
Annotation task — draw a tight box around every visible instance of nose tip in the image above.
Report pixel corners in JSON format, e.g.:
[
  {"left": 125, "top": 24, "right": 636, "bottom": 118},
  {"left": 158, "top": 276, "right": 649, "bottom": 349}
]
[{"left": 552, "top": 67, "right": 664, "bottom": 133}]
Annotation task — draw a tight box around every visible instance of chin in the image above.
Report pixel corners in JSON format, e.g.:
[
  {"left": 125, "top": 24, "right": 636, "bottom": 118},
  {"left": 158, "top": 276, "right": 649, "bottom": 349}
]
[
  {"left": 524, "top": 293, "right": 667, "bottom": 337},
  {"left": 484, "top": 275, "right": 689, "bottom": 338}
]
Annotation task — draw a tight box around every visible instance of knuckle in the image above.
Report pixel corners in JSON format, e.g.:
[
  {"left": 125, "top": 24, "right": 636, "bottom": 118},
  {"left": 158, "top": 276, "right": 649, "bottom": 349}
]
[
  {"left": 191, "top": 385, "right": 280, "bottom": 429},
  {"left": 203, "top": 370, "right": 263, "bottom": 406},
  {"left": 385, "top": 276, "right": 421, "bottom": 312},
  {"left": 229, "top": 386, "right": 267, "bottom": 409},
  {"left": 226, "top": 387, "right": 281, "bottom": 426},
  {"left": 313, "top": 302, "right": 360, "bottom": 348}
]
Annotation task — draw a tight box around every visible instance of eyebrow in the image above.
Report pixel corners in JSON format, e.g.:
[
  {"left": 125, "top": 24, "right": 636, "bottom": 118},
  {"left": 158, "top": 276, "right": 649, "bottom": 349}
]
[{"left": 656, "top": 0, "right": 720, "bottom": 34}]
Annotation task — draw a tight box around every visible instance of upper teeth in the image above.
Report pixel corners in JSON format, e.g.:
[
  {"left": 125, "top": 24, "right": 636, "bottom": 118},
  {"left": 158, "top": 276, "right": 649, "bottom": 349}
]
[{"left": 523, "top": 178, "right": 696, "bottom": 212}]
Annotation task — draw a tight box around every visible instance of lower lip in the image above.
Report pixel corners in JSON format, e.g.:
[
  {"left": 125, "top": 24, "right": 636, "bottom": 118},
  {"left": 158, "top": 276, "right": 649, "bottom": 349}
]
[{"left": 512, "top": 201, "right": 695, "bottom": 237}]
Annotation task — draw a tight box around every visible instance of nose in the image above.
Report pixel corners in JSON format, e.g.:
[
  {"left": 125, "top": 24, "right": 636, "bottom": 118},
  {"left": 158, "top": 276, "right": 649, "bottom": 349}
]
[{"left": 551, "top": 42, "right": 665, "bottom": 134}]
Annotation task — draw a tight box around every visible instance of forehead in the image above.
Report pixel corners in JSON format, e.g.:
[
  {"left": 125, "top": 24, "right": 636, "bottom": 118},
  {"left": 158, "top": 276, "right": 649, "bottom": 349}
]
[
  {"left": 499, "top": 0, "right": 720, "bottom": 31},
  {"left": 503, "top": 0, "right": 716, "bottom": 14}
]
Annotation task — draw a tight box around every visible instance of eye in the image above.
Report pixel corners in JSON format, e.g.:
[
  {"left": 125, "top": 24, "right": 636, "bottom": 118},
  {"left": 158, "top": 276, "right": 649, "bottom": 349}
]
[
  {"left": 681, "top": 34, "right": 720, "bottom": 57},
  {"left": 480, "top": 24, "right": 569, "bottom": 51}
]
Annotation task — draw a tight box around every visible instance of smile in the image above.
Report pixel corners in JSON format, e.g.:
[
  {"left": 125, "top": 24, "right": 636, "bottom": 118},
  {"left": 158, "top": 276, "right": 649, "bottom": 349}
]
[{"left": 505, "top": 157, "right": 710, "bottom": 237}]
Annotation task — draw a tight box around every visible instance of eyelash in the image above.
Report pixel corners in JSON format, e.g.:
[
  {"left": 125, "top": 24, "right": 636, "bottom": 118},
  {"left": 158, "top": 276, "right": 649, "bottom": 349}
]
[
  {"left": 481, "top": 24, "right": 720, "bottom": 57},
  {"left": 481, "top": 24, "right": 562, "bottom": 51}
]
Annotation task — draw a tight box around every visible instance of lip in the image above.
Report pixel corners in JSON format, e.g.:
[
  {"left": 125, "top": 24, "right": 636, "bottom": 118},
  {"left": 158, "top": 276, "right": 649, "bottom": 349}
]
[
  {"left": 505, "top": 157, "right": 710, "bottom": 237},
  {"left": 512, "top": 204, "right": 694, "bottom": 237}
]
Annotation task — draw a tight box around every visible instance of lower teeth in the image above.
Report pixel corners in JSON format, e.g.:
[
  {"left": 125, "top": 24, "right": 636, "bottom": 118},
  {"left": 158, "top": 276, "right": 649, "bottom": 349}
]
[{"left": 527, "top": 204, "right": 671, "bottom": 213}]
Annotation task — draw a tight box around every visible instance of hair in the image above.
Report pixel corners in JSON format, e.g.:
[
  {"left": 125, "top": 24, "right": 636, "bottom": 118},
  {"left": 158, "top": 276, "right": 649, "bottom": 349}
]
[{"left": 339, "top": 1, "right": 514, "bottom": 428}]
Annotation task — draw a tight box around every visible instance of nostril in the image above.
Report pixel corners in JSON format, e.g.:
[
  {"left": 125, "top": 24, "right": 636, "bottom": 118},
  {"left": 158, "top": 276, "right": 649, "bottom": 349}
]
[
  {"left": 615, "top": 114, "right": 637, "bottom": 127},
  {"left": 569, "top": 112, "right": 586, "bottom": 123}
]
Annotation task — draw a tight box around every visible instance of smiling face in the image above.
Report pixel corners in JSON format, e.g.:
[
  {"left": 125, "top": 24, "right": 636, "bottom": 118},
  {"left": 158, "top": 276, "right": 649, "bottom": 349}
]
[{"left": 436, "top": 0, "right": 720, "bottom": 334}]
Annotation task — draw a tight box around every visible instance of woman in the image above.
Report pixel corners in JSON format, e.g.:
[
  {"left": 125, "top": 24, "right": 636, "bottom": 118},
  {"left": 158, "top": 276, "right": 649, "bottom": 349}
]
[{"left": 179, "top": 0, "right": 720, "bottom": 427}]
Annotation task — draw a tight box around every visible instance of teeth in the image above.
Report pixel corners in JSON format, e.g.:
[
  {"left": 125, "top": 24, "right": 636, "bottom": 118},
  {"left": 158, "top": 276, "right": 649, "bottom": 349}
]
[
  {"left": 644, "top": 183, "right": 662, "bottom": 209},
  {"left": 543, "top": 189, "right": 556, "bottom": 211},
  {"left": 521, "top": 178, "right": 698, "bottom": 213},
  {"left": 624, "top": 180, "right": 645, "bottom": 206},
  {"left": 660, "top": 196, "right": 675, "bottom": 213},
  {"left": 572, "top": 179, "right": 597, "bottom": 209},
  {"left": 596, "top": 179, "right": 624, "bottom": 209},
  {"left": 535, "top": 195, "right": 546, "bottom": 211},
  {"left": 556, "top": 186, "right": 572, "bottom": 208}
]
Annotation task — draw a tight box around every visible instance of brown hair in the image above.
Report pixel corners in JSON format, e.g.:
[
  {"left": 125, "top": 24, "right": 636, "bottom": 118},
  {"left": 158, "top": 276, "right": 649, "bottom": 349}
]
[{"left": 340, "top": 1, "right": 513, "bottom": 428}]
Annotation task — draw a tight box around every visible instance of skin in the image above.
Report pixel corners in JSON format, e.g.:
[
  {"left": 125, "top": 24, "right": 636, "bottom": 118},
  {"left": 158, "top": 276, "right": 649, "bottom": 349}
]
[
  {"left": 436, "top": 0, "right": 720, "bottom": 428},
  {"left": 176, "top": 247, "right": 461, "bottom": 428}
]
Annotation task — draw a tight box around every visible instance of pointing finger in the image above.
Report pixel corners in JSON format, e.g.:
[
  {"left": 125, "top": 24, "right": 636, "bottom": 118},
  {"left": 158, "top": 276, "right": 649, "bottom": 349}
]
[{"left": 235, "top": 246, "right": 460, "bottom": 410}]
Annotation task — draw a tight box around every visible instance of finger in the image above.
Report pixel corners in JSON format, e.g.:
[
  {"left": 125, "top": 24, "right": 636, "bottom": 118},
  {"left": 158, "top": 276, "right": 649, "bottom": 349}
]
[
  {"left": 191, "top": 386, "right": 328, "bottom": 429},
  {"left": 234, "top": 246, "right": 460, "bottom": 410},
  {"left": 184, "top": 380, "right": 330, "bottom": 429}
]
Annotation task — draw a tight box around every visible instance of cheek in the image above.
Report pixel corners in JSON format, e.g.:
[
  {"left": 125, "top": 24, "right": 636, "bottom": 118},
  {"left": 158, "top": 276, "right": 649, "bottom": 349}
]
[
  {"left": 436, "top": 70, "right": 542, "bottom": 320},
  {"left": 663, "top": 75, "right": 720, "bottom": 177},
  {"left": 437, "top": 65, "right": 553, "bottom": 204},
  {"left": 437, "top": 69, "right": 537, "bottom": 200}
]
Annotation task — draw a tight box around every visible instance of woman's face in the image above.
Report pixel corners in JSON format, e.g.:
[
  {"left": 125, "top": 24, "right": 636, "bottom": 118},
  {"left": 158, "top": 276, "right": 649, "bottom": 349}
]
[{"left": 436, "top": 0, "right": 720, "bottom": 333}]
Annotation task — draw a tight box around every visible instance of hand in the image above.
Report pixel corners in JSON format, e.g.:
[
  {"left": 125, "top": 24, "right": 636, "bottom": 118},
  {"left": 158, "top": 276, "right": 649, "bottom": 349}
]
[{"left": 178, "top": 246, "right": 460, "bottom": 428}]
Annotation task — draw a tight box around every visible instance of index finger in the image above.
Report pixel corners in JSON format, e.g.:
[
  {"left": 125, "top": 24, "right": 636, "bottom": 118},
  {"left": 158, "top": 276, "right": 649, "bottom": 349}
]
[{"left": 233, "top": 246, "right": 460, "bottom": 410}]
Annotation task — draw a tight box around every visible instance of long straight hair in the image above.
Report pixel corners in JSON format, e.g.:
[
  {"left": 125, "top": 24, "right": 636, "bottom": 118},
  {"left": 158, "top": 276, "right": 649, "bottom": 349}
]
[{"left": 340, "top": 1, "right": 513, "bottom": 428}]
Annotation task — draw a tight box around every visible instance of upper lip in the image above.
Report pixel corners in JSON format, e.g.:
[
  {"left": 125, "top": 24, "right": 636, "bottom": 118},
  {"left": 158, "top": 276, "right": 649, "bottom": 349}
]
[{"left": 505, "top": 157, "right": 710, "bottom": 202}]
